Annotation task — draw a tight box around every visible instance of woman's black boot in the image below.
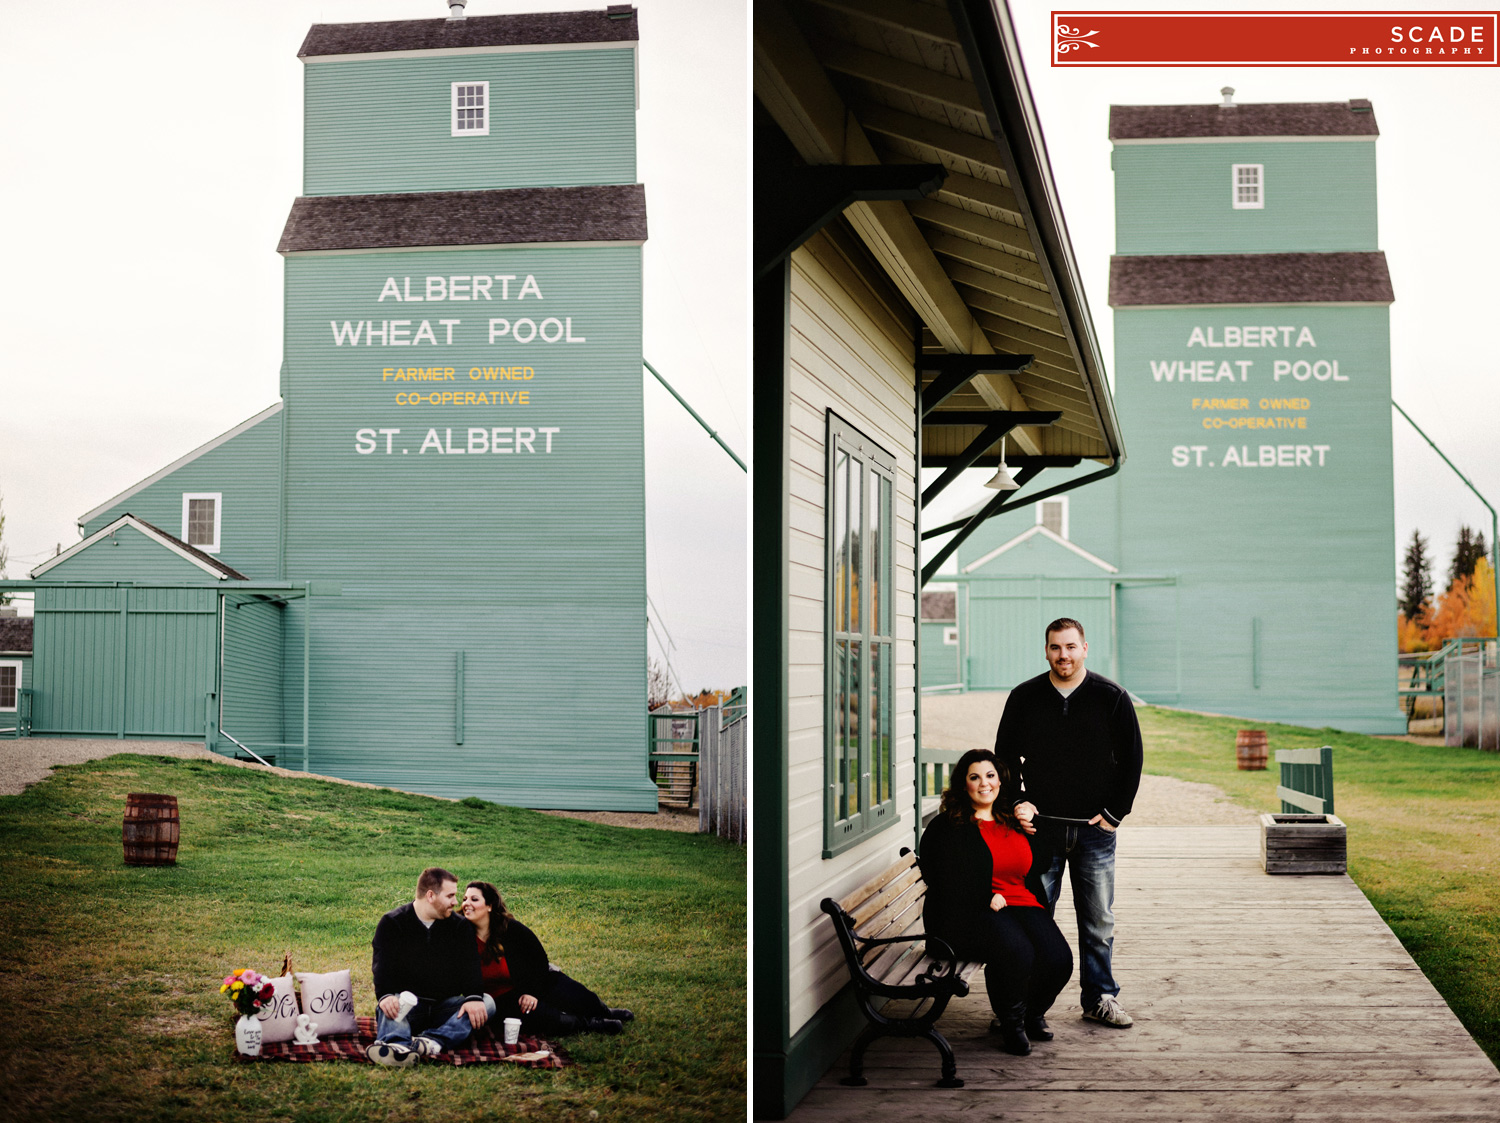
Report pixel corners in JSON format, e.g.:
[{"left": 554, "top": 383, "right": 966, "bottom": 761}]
[
  {"left": 989, "top": 1003, "right": 1031, "bottom": 1056},
  {"left": 1025, "top": 1012, "right": 1053, "bottom": 1041}
]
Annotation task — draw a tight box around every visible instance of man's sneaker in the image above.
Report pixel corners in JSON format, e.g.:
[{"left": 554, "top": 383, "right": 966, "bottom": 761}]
[
  {"left": 412, "top": 1036, "right": 443, "bottom": 1057},
  {"left": 368, "top": 1041, "right": 417, "bottom": 1068},
  {"left": 1082, "top": 994, "right": 1134, "bottom": 1028}
]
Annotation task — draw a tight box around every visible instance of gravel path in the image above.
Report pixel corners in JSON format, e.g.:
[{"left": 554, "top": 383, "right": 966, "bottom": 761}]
[
  {"left": 923, "top": 691, "right": 1260, "bottom": 826},
  {"left": 0, "top": 739, "right": 701, "bottom": 832}
]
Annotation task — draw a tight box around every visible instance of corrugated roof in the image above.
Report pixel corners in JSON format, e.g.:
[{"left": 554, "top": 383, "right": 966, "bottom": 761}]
[
  {"left": 1110, "top": 101, "right": 1379, "bottom": 140},
  {"left": 298, "top": 8, "right": 637, "bottom": 57},
  {"left": 1109, "top": 252, "right": 1394, "bottom": 306},
  {"left": 0, "top": 617, "right": 32, "bottom": 653},
  {"left": 277, "top": 185, "right": 648, "bottom": 253}
]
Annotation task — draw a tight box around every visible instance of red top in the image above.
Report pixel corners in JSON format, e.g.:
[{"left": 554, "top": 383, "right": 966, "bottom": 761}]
[
  {"left": 476, "top": 936, "right": 514, "bottom": 997},
  {"left": 978, "top": 818, "right": 1040, "bottom": 908}
]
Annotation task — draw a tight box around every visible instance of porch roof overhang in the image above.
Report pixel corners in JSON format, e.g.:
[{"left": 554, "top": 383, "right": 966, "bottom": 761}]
[{"left": 755, "top": 0, "right": 1124, "bottom": 481}]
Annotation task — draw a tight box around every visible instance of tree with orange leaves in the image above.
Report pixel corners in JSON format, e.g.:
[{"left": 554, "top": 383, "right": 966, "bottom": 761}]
[{"left": 1424, "top": 557, "right": 1497, "bottom": 646}]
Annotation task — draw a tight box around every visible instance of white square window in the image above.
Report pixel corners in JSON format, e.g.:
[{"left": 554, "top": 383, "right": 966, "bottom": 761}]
[
  {"left": 0, "top": 661, "right": 19, "bottom": 712},
  {"left": 452, "top": 82, "right": 489, "bottom": 136},
  {"left": 1232, "top": 164, "right": 1264, "bottom": 209},
  {"left": 942, "top": 626, "right": 959, "bottom": 647},
  {"left": 182, "top": 493, "right": 222, "bottom": 554},
  {"left": 1037, "top": 497, "right": 1069, "bottom": 540}
]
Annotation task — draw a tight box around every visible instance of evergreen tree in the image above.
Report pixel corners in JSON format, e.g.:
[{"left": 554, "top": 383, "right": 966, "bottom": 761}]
[
  {"left": 1399, "top": 529, "right": 1432, "bottom": 621},
  {"left": 1448, "top": 525, "right": 1488, "bottom": 588}
]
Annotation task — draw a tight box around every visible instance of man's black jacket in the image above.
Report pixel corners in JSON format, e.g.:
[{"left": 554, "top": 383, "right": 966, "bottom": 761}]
[{"left": 372, "top": 902, "right": 485, "bottom": 1002}]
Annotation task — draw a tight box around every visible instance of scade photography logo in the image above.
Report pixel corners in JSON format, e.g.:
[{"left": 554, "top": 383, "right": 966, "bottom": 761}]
[{"left": 1051, "top": 11, "right": 1500, "bottom": 66}]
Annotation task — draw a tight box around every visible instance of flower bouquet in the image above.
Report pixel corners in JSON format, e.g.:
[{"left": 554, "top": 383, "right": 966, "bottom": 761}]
[{"left": 221, "top": 968, "right": 275, "bottom": 1056}]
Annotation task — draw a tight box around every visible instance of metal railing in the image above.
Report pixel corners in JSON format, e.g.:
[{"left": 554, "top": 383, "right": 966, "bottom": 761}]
[{"left": 1442, "top": 638, "right": 1499, "bottom": 751}]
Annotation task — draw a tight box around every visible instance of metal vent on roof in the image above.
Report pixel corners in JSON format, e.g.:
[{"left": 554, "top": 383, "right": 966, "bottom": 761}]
[
  {"left": 447, "top": 0, "right": 467, "bottom": 20},
  {"left": 1219, "top": 86, "right": 1236, "bottom": 109}
]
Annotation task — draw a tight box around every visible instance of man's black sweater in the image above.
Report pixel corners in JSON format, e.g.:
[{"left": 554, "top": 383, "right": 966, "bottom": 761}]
[
  {"left": 371, "top": 902, "right": 485, "bottom": 1003},
  {"left": 994, "top": 670, "right": 1143, "bottom": 827}
]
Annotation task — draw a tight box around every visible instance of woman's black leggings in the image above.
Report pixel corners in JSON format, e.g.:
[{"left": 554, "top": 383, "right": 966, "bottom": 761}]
[
  {"left": 952, "top": 904, "right": 1073, "bottom": 1018},
  {"left": 497, "top": 970, "right": 614, "bottom": 1037}
]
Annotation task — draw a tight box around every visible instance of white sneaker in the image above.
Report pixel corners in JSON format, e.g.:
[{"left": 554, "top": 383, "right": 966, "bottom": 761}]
[
  {"left": 1083, "top": 994, "right": 1134, "bottom": 1027},
  {"left": 412, "top": 1036, "right": 443, "bottom": 1057},
  {"left": 368, "top": 1041, "right": 417, "bottom": 1068}
]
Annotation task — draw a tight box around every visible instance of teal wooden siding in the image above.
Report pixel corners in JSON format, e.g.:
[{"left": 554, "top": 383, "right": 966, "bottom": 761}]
[
  {"left": 965, "top": 577, "right": 1113, "bottom": 690},
  {"left": 1113, "top": 141, "right": 1377, "bottom": 255},
  {"left": 280, "top": 244, "right": 653, "bottom": 808},
  {"left": 46, "top": 525, "right": 221, "bottom": 583},
  {"left": 1111, "top": 304, "right": 1400, "bottom": 731},
  {"left": 920, "top": 621, "right": 959, "bottom": 688},
  {"left": 31, "top": 587, "right": 216, "bottom": 738},
  {"left": 222, "top": 594, "right": 285, "bottom": 749},
  {"left": 81, "top": 409, "right": 283, "bottom": 580},
  {"left": 303, "top": 49, "right": 636, "bottom": 195}
]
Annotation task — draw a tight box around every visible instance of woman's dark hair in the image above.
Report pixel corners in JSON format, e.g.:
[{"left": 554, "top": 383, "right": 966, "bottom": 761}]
[
  {"left": 939, "top": 749, "right": 1019, "bottom": 829},
  {"left": 466, "top": 881, "right": 515, "bottom": 961}
]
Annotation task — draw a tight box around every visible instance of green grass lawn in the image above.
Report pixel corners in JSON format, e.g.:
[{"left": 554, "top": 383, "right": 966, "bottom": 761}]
[
  {"left": 1139, "top": 706, "right": 1500, "bottom": 1065},
  {"left": 0, "top": 754, "right": 745, "bottom": 1123}
]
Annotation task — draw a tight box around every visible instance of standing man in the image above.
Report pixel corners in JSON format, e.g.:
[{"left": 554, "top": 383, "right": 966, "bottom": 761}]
[
  {"left": 369, "top": 866, "right": 495, "bottom": 1067},
  {"left": 994, "top": 618, "right": 1143, "bottom": 1029}
]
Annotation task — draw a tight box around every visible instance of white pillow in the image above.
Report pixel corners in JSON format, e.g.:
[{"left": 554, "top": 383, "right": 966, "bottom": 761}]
[
  {"left": 295, "top": 969, "right": 358, "bottom": 1036},
  {"left": 255, "top": 974, "right": 299, "bottom": 1043}
]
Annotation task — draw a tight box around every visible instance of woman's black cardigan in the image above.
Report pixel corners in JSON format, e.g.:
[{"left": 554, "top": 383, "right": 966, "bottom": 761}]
[
  {"left": 481, "top": 918, "right": 552, "bottom": 996},
  {"left": 918, "top": 812, "right": 1049, "bottom": 943}
]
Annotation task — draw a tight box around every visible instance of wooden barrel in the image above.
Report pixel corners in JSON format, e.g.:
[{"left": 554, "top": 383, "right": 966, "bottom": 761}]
[
  {"left": 123, "top": 793, "right": 179, "bottom": 866},
  {"left": 1235, "top": 730, "right": 1268, "bottom": 771}
]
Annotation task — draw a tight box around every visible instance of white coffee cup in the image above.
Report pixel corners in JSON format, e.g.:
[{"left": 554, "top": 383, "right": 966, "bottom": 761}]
[
  {"left": 396, "top": 991, "right": 418, "bottom": 1023},
  {"left": 503, "top": 1017, "right": 521, "bottom": 1045}
]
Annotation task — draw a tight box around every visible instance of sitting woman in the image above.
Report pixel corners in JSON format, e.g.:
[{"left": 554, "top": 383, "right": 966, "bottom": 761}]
[
  {"left": 460, "top": 881, "right": 634, "bottom": 1037},
  {"left": 919, "top": 748, "right": 1073, "bottom": 1056}
]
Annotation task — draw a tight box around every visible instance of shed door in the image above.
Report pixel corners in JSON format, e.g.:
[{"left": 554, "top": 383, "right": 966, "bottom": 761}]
[{"left": 966, "top": 577, "right": 1113, "bottom": 690}]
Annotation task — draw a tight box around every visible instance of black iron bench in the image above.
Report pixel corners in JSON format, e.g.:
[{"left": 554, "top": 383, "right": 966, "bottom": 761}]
[{"left": 819, "top": 847, "right": 981, "bottom": 1088}]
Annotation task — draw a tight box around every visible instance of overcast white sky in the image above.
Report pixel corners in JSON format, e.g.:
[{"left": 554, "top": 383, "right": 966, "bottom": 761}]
[
  {"left": 928, "top": 0, "right": 1500, "bottom": 591},
  {"left": 0, "top": 0, "right": 747, "bottom": 692}
]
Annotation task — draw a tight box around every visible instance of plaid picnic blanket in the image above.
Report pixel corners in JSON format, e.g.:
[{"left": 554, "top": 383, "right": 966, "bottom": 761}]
[{"left": 234, "top": 1016, "right": 570, "bottom": 1069}]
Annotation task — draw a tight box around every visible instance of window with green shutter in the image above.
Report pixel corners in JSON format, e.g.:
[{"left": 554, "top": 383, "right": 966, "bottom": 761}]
[{"left": 824, "top": 412, "right": 897, "bottom": 858}]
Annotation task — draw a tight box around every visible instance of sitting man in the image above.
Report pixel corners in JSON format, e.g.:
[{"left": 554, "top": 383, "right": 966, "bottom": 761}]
[{"left": 369, "top": 866, "right": 494, "bottom": 1068}]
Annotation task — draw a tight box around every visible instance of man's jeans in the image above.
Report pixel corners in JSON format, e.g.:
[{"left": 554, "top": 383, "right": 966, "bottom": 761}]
[
  {"left": 375, "top": 993, "right": 496, "bottom": 1047},
  {"left": 1034, "top": 818, "right": 1119, "bottom": 1009}
]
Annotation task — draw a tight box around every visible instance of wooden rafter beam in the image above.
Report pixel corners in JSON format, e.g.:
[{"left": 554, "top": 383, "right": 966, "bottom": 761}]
[
  {"left": 754, "top": 0, "right": 1042, "bottom": 452},
  {"left": 818, "top": 40, "right": 984, "bottom": 115},
  {"left": 804, "top": 0, "right": 961, "bottom": 45}
]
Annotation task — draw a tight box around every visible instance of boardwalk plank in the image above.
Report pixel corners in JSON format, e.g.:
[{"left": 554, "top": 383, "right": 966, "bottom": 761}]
[{"left": 787, "top": 825, "right": 1500, "bottom": 1122}]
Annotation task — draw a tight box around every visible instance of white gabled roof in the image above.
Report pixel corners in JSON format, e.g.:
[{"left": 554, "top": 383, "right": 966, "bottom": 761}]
[
  {"left": 962, "top": 524, "right": 1118, "bottom": 575},
  {"left": 31, "top": 515, "right": 243, "bottom": 581},
  {"left": 76, "top": 402, "right": 283, "bottom": 529}
]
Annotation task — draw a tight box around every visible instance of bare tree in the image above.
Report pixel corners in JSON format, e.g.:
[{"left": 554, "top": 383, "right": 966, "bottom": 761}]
[{"left": 647, "top": 656, "right": 673, "bottom": 711}]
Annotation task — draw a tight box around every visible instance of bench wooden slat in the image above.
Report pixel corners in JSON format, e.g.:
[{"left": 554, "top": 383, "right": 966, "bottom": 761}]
[
  {"left": 838, "top": 851, "right": 918, "bottom": 915},
  {"left": 848, "top": 864, "right": 924, "bottom": 928}
]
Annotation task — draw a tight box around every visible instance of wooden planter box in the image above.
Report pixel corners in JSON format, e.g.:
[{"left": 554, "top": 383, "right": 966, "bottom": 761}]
[{"left": 1260, "top": 813, "right": 1346, "bottom": 874}]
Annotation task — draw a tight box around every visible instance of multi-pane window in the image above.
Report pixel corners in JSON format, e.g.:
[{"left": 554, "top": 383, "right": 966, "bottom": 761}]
[
  {"left": 181, "top": 493, "right": 221, "bottom": 554},
  {"left": 825, "top": 413, "right": 897, "bottom": 857},
  {"left": 1232, "top": 164, "right": 1264, "bottom": 209},
  {"left": 0, "top": 663, "right": 19, "bottom": 711},
  {"left": 452, "top": 82, "right": 489, "bottom": 136}
]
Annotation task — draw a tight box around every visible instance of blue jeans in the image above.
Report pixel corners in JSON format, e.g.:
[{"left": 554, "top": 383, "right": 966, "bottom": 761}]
[
  {"left": 375, "top": 993, "right": 496, "bottom": 1048},
  {"left": 1034, "top": 818, "right": 1118, "bottom": 1009}
]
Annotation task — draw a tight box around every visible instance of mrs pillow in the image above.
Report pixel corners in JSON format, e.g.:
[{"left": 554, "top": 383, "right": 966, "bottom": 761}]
[
  {"left": 295, "top": 968, "right": 358, "bottom": 1036},
  {"left": 254, "top": 974, "right": 300, "bottom": 1044}
]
